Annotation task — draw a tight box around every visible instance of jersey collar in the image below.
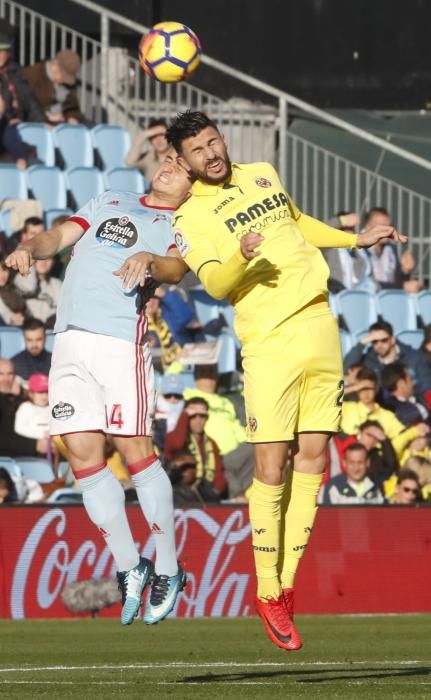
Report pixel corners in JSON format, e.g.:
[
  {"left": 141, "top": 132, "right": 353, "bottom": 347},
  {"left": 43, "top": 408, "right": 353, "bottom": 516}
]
[
  {"left": 190, "top": 163, "right": 242, "bottom": 197},
  {"left": 139, "top": 195, "right": 176, "bottom": 210}
]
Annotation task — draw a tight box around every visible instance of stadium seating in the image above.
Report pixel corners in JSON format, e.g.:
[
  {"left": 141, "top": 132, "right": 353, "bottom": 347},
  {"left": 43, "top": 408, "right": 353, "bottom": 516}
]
[
  {"left": 105, "top": 167, "right": 148, "bottom": 193},
  {"left": 189, "top": 288, "right": 220, "bottom": 327},
  {"left": 17, "top": 123, "right": 55, "bottom": 166},
  {"left": 396, "top": 329, "right": 424, "bottom": 350},
  {"left": 217, "top": 330, "right": 237, "bottom": 374},
  {"left": 44, "top": 207, "right": 74, "bottom": 228},
  {"left": 15, "top": 458, "right": 55, "bottom": 484},
  {"left": 336, "top": 289, "right": 378, "bottom": 334},
  {"left": 0, "top": 456, "right": 23, "bottom": 480},
  {"left": 415, "top": 290, "right": 431, "bottom": 326},
  {"left": 0, "top": 164, "right": 28, "bottom": 200},
  {"left": 377, "top": 290, "right": 417, "bottom": 334},
  {"left": 26, "top": 165, "right": 67, "bottom": 210},
  {"left": 0, "top": 327, "right": 25, "bottom": 358},
  {"left": 44, "top": 331, "right": 55, "bottom": 352},
  {"left": 339, "top": 328, "right": 353, "bottom": 356},
  {"left": 66, "top": 166, "right": 105, "bottom": 208},
  {"left": 54, "top": 124, "right": 94, "bottom": 168},
  {"left": 91, "top": 125, "right": 131, "bottom": 169},
  {"left": 46, "top": 487, "right": 82, "bottom": 503}
]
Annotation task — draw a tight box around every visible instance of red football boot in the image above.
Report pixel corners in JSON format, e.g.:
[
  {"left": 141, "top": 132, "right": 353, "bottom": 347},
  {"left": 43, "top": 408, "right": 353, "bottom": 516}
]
[
  {"left": 255, "top": 592, "right": 301, "bottom": 651},
  {"left": 282, "top": 587, "right": 303, "bottom": 650}
]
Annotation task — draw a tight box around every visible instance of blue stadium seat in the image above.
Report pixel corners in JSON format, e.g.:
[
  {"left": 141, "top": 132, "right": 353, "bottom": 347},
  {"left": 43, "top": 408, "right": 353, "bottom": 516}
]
[
  {"left": 45, "top": 331, "right": 55, "bottom": 352},
  {"left": 217, "top": 331, "right": 237, "bottom": 374},
  {"left": 396, "top": 329, "right": 425, "bottom": 350},
  {"left": 0, "top": 456, "right": 23, "bottom": 480},
  {"left": 189, "top": 288, "right": 219, "bottom": 327},
  {"left": 336, "top": 290, "right": 378, "bottom": 335},
  {"left": 54, "top": 124, "right": 94, "bottom": 168},
  {"left": 17, "top": 123, "right": 55, "bottom": 166},
  {"left": 15, "top": 457, "right": 55, "bottom": 484},
  {"left": 0, "top": 164, "right": 28, "bottom": 199},
  {"left": 0, "top": 327, "right": 25, "bottom": 358},
  {"left": 26, "top": 165, "right": 67, "bottom": 210},
  {"left": 339, "top": 329, "right": 353, "bottom": 357},
  {"left": 44, "top": 207, "right": 74, "bottom": 229},
  {"left": 415, "top": 291, "right": 431, "bottom": 327},
  {"left": 67, "top": 167, "right": 105, "bottom": 209},
  {"left": 46, "top": 487, "right": 82, "bottom": 503},
  {"left": 377, "top": 290, "right": 417, "bottom": 334},
  {"left": 105, "top": 167, "right": 148, "bottom": 193},
  {"left": 91, "top": 125, "right": 131, "bottom": 169},
  {"left": 328, "top": 293, "right": 339, "bottom": 319}
]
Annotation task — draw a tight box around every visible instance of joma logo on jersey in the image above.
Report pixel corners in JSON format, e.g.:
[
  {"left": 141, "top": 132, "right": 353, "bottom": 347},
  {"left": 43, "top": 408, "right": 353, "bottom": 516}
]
[
  {"left": 224, "top": 192, "right": 289, "bottom": 233},
  {"left": 213, "top": 196, "right": 235, "bottom": 215}
]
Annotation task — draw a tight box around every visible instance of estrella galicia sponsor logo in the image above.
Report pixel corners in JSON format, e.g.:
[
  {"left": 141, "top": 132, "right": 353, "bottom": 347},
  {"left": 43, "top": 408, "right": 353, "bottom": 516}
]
[
  {"left": 255, "top": 176, "right": 272, "bottom": 188},
  {"left": 224, "top": 191, "right": 290, "bottom": 234},
  {"left": 95, "top": 217, "right": 138, "bottom": 249},
  {"left": 213, "top": 196, "right": 235, "bottom": 214},
  {"left": 52, "top": 401, "right": 75, "bottom": 421},
  {"left": 253, "top": 545, "right": 277, "bottom": 552},
  {"left": 254, "top": 528, "right": 266, "bottom": 535}
]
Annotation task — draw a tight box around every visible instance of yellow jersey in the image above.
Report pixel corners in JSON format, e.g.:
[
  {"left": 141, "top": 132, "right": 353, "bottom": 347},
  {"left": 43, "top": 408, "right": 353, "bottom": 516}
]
[{"left": 173, "top": 161, "right": 355, "bottom": 344}]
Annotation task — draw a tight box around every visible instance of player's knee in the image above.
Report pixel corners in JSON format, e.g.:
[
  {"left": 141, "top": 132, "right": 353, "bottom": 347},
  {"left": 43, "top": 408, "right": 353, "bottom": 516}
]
[{"left": 254, "top": 462, "right": 286, "bottom": 485}]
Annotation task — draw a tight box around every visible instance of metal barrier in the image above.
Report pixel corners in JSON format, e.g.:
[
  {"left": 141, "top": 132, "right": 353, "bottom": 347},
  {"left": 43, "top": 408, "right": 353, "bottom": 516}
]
[{"left": 2, "top": 0, "right": 431, "bottom": 280}]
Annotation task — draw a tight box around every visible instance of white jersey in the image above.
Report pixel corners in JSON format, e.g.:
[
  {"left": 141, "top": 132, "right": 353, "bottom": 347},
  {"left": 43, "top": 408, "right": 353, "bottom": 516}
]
[{"left": 54, "top": 191, "right": 177, "bottom": 344}]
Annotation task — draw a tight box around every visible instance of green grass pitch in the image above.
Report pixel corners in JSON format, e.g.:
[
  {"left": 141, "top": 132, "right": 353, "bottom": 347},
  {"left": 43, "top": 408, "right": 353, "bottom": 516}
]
[{"left": 0, "top": 615, "right": 430, "bottom": 699}]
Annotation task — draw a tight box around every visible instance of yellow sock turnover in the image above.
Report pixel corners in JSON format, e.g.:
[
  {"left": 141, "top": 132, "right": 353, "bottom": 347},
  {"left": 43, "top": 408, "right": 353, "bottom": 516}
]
[{"left": 249, "top": 478, "right": 285, "bottom": 600}]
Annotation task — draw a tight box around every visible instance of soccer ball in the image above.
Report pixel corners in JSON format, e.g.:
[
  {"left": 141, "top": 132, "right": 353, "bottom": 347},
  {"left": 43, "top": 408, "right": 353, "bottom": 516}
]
[{"left": 139, "top": 21, "right": 202, "bottom": 83}]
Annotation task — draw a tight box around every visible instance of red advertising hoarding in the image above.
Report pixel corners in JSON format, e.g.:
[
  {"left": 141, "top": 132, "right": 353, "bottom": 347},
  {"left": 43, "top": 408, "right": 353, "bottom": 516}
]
[{"left": 0, "top": 505, "right": 430, "bottom": 619}]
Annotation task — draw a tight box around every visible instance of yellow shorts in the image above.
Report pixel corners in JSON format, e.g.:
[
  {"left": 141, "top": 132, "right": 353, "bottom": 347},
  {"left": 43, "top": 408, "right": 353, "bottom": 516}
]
[{"left": 241, "top": 302, "right": 343, "bottom": 443}]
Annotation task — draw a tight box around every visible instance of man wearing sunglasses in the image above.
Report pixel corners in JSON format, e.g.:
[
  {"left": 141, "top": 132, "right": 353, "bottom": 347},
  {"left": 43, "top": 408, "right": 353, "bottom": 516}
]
[
  {"left": 344, "top": 321, "right": 431, "bottom": 394},
  {"left": 391, "top": 468, "right": 422, "bottom": 504}
]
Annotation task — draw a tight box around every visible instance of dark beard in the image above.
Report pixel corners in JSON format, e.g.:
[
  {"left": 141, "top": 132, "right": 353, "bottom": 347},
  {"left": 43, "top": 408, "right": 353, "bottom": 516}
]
[{"left": 198, "top": 155, "right": 232, "bottom": 185}]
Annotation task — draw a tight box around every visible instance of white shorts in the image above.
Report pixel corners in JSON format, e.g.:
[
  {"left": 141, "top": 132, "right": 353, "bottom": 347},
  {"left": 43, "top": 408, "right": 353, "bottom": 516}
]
[{"left": 49, "top": 329, "right": 155, "bottom": 436}]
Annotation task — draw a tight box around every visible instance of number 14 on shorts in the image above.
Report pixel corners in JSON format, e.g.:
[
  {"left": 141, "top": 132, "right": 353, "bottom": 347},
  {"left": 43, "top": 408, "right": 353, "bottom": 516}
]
[{"left": 108, "top": 404, "right": 124, "bottom": 429}]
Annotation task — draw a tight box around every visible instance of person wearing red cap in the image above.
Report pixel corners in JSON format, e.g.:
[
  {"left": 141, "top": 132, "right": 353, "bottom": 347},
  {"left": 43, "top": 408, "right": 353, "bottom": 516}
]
[
  {"left": 24, "top": 49, "right": 83, "bottom": 124},
  {"left": 14, "top": 373, "right": 49, "bottom": 440}
]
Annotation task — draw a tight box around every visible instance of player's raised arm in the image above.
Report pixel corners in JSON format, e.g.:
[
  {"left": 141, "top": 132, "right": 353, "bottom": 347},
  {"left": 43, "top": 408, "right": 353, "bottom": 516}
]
[{"left": 5, "top": 220, "right": 85, "bottom": 276}]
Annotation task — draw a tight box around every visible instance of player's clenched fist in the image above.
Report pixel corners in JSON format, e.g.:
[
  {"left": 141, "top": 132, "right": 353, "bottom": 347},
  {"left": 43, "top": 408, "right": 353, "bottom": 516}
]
[
  {"left": 5, "top": 247, "right": 33, "bottom": 276},
  {"left": 113, "top": 251, "right": 155, "bottom": 288},
  {"left": 240, "top": 231, "right": 264, "bottom": 261}
]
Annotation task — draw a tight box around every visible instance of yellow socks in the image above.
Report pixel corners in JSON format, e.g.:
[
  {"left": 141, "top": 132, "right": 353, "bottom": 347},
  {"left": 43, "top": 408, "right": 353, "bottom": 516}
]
[
  {"left": 280, "top": 470, "right": 323, "bottom": 590},
  {"left": 249, "top": 478, "right": 285, "bottom": 600}
]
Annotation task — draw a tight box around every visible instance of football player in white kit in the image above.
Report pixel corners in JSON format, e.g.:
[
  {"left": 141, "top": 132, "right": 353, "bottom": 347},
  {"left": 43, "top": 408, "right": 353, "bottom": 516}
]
[{"left": 5, "top": 149, "right": 190, "bottom": 626}]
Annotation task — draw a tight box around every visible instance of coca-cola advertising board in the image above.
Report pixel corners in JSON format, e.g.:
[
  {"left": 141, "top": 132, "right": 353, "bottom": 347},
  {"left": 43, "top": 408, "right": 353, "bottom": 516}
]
[{"left": 1, "top": 505, "right": 431, "bottom": 619}]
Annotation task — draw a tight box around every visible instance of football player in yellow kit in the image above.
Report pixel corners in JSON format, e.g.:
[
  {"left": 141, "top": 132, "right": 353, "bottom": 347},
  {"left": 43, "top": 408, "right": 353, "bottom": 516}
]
[{"left": 166, "top": 111, "right": 406, "bottom": 650}]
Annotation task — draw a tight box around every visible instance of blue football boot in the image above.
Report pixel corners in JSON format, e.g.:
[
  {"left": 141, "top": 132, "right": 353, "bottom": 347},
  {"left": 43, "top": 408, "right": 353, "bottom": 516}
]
[
  {"left": 117, "top": 557, "right": 154, "bottom": 625},
  {"left": 143, "top": 564, "right": 187, "bottom": 625}
]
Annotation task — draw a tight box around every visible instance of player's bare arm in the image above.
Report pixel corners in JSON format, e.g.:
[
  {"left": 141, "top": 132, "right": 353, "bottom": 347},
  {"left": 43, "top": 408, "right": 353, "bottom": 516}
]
[
  {"left": 357, "top": 225, "right": 407, "bottom": 247},
  {"left": 113, "top": 248, "right": 188, "bottom": 289},
  {"left": 5, "top": 221, "right": 85, "bottom": 276}
]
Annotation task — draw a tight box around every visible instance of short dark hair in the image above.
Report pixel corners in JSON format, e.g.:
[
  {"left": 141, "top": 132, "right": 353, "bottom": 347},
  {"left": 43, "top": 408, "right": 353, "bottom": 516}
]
[
  {"left": 364, "top": 207, "right": 390, "bottom": 226},
  {"left": 356, "top": 366, "right": 378, "bottom": 383},
  {"left": 369, "top": 320, "right": 393, "bottom": 336},
  {"left": 358, "top": 419, "right": 383, "bottom": 432},
  {"left": 185, "top": 397, "right": 209, "bottom": 411},
  {"left": 23, "top": 318, "right": 46, "bottom": 333},
  {"left": 148, "top": 117, "right": 167, "bottom": 129},
  {"left": 23, "top": 217, "right": 44, "bottom": 231},
  {"left": 167, "top": 110, "right": 220, "bottom": 153},
  {"left": 397, "top": 468, "right": 420, "bottom": 485},
  {"left": 381, "top": 362, "right": 409, "bottom": 393},
  {"left": 344, "top": 443, "right": 368, "bottom": 458},
  {"left": 194, "top": 363, "right": 219, "bottom": 381}
]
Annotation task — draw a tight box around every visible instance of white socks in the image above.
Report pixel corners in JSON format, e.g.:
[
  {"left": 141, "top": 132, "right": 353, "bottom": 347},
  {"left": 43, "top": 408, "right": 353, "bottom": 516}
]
[
  {"left": 130, "top": 456, "right": 178, "bottom": 577},
  {"left": 76, "top": 463, "right": 140, "bottom": 572}
]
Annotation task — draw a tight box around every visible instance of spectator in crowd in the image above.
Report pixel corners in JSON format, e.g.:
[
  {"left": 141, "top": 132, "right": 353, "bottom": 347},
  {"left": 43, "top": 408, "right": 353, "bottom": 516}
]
[
  {"left": 7, "top": 217, "right": 46, "bottom": 256},
  {"left": 165, "top": 396, "right": 226, "bottom": 501},
  {"left": 321, "top": 443, "right": 384, "bottom": 504},
  {"left": 126, "top": 118, "right": 170, "bottom": 180},
  {"left": 341, "top": 366, "right": 429, "bottom": 458},
  {"left": 14, "top": 373, "right": 49, "bottom": 440},
  {"left": 154, "top": 373, "right": 185, "bottom": 449},
  {"left": 15, "top": 257, "right": 62, "bottom": 328},
  {"left": 404, "top": 455, "right": 431, "bottom": 501},
  {"left": 24, "top": 49, "right": 83, "bottom": 124},
  {"left": 389, "top": 468, "right": 422, "bottom": 505},
  {"left": 0, "top": 357, "right": 49, "bottom": 457},
  {"left": 323, "top": 212, "right": 372, "bottom": 293},
  {"left": 344, "top": 320, "right": 431, "bottom": 393},
  {"left": 0, "top": 252, "right": 26, "bottom": 325},
  {"left": 361, "top": 207, "right": 420, "bottom": 292},
  {"left": 146, "top": 286, "right": 194, "bottom": 369},
  {"left": 0, "top": 31, "right": 46, "bottom": 123},
  {"left": 381, "top": 362, "right": 430, "bottom": 427},
  {"left": 0, "top": 90, "right": 32, "bottom": 168},
  {"left": 168, "top": 451, "right": 206, "bottom": 507},
  {"left": 0, "top": 466, "right": 18, "bottom": 503},
  {"left": 335, "top": 419, "right": 398, "bottom": 484},
  {"left": 11, "top": 317, "right": 51, "bottom": 381},
  {"left": 421, "top": 324, "right": 431, "bottom": 372},
  {"left": 183, "top": 363, "right": 254, "bottom": 499}
]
